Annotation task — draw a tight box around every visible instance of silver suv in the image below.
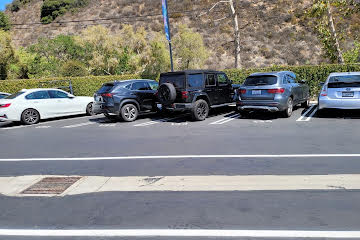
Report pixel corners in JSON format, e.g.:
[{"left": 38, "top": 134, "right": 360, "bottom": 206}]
[{"left": 236, "top": 71, "right": 310, "bottom": 117}]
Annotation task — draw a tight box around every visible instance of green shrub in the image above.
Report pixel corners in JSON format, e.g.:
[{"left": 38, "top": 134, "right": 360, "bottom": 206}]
[
  {"left": 0, "top": 74, "right": 140, "bottom": 96},
  {"left": 61, "top": 60, "right": 88, "bottom": 77},
  {"left": 224, "top": 63, "right": 360, "bottom": 98},
  {"left": 41, "top": 0, "right": 89, "bottom": 24}
]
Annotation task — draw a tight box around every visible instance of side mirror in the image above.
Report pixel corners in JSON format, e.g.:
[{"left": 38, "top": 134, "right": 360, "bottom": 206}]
[
  {"left": 299, "top": 80, "right": 306, "bottom": 84},
  {"left": 68, "top": 94, "right": 75, "bottom": 99}
]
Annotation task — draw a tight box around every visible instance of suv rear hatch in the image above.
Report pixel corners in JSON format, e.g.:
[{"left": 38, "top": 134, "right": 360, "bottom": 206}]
[
  {"left": 159, "top": 73, "right": 186, "bottom": 103},
  {"left": 95, "top": 83, "right": 116, "bottom": 105},
  {"left": 326, "top": 75, "right": 360, "bottom": 99},
  {"left": 240, "top": 75, "right": 279, "bottom": 100}
]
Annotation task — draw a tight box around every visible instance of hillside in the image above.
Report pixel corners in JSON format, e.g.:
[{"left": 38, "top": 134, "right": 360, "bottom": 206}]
[{"left": 6, "top": 0, "right": 326, "bottom": 69}]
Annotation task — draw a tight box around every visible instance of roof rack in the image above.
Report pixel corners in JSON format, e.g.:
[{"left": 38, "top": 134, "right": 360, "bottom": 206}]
[{"left": 38, "top": 79, "right": 74, "bottom": 95}]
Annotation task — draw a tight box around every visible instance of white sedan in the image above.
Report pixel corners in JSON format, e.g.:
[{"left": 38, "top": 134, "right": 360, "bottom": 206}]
[{"left": 0, "top": 89, "right": 94, "bottom": 125}]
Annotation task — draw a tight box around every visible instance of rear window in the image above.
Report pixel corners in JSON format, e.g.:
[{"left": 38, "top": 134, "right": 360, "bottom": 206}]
[
  {"left": 97, "top": 84, "right": 115, "bottom": 94},
  {"left": 5, "top": 92, "right": 25, "bottom": 99},
  {"left": 160, "top": 74, "right": 185, "bottom": 88},
  {"left": 328, "top": 75, "right": 360, "bottom": 88},
  {"left": 244, "top": 76, "right": 278, "bottom": 86}
]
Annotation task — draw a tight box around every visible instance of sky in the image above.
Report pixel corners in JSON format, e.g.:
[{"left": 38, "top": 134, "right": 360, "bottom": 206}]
[{"left": 0, "top": 0, "right": 12, "bottom": 11}]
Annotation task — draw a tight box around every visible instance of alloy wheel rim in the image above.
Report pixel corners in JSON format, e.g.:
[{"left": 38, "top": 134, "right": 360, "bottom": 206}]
[
  {"left": 124, "top": 106, "right": 136, "bottom": 120},
  {"left": 197, "top": 103, "right": 207, "bottom": 118},
  {"left": 288, "top": 99, "right": 293, "bottom": 115},
  {"left": 24, "top": 110, "right": 38, "bottom": 124}
]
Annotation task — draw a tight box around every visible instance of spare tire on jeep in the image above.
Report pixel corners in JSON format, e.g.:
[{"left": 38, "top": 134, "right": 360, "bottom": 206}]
[{"left": 158, "top": 83, "right": 176, "bottom": 105}]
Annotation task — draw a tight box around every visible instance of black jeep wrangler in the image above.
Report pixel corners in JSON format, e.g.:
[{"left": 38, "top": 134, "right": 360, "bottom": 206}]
[{"left": 158, "top": 70, "right": 238, "bottom": 121}]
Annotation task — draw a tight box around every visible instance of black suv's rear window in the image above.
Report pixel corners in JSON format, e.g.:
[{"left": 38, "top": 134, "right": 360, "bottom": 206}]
[
  {"left": 98, "top": 84, "right": 115, "bottom": 93},
  {"left": 244, "top": 76, "right": 278, "bottom": 86},
  {"left": 160, "top": 74, "right": 185, "bottom": 88},
  {"left": 328, "top": 75, "right": 360, "bottom": 88}
]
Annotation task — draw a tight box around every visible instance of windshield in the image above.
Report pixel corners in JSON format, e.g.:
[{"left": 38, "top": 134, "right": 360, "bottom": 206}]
[
  {"left": 328, "top": 75, "right": 360, "bottom": 88},
  {"left": 244, "top": 76, "right": 278, "bottom": 86},
  {"left": 160, "top": 74, "right": 185, "bottom": 88},
  {"left": 5, "top": 92, "right": 25, "bottom": 99}
]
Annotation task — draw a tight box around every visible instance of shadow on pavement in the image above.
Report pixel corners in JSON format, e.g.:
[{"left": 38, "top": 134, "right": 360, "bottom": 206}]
[{"left": 314, "top": 109, "right": 360, "bottom": 119}]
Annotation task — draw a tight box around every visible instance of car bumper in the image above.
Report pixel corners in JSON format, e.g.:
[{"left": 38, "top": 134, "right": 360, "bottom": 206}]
[
  {"left": 319, "top": 97, "right": 360, "bottom": 110},
  {"left": 93, "top": 103, "right": 118, "bottom": 115},
  {"left": 163, "top": 103, "right": 193, "bottom": 111},
  {"left": 236, "top": 100, "right": 286, "bottom": 112}
]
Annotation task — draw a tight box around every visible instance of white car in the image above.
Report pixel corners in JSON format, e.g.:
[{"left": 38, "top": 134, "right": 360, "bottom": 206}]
[{"left": 0, "top": 89, "right": 94, "bottom": 125}]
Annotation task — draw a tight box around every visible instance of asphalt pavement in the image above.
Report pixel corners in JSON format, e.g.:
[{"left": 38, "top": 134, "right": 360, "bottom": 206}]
[{"left": 1, "top": 105, "right": 360, "bottom": 239}]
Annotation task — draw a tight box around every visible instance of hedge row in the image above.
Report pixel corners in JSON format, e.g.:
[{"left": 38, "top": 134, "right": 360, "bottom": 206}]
[
  {"left": 0, "top": 64, "right": 359, "bottom": 97},
  {"left": 0, "top": 74, "right": 140, "bottom": 96},
  {"left": 224, "top": 63, "right": 360, "bottom": 97}
]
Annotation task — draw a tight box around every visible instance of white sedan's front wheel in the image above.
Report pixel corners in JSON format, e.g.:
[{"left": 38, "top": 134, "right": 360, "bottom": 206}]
[
  {"left": 21, "top": 108, "right": 40, "bottom": 125},
  {"left": 86, "top": 102, "right": 94, "bottom": 116}
]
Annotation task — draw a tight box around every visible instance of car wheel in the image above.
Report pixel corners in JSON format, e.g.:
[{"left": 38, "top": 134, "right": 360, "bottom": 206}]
[
  {"left": 158, "top": 83, "right": 176, "bottom": 105},
  {"left": 86, "top": 102, "right": 94, "bottom": 116},
  {"left": 120, "top": 104, "right": 138, "bottom": 122},
  {"left": 301, "top": 98, "right": 311, "bottom": 109},
  {"left": 282, "top": 97, "right": 293, "bottom": 118},
  {"left": 191, "top": 99, "right": 209, "bottom": 121},
  {"left": 21, "top": 108, "right": 40, "bottom": 125}
]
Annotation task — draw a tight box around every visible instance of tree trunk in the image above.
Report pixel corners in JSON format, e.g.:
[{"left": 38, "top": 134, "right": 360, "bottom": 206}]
[
  {"left": 326, "top": 0, "right": 344, "bottom": 64},
  {"left": 229, "top": 0, "right": 241, "bottom": 69}
]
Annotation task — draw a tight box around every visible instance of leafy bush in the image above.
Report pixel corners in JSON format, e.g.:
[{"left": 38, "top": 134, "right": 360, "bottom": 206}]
[
  {"left": 41, "top": 0, "right": 89, "bottom": 24},
  {"left": 224, "top": 63, "right": 360, "bottom": 98},
  {"left": 0, "top": 74, "right": 140, "bottom": 96},
  {"left": 61, "top": 60, "right": 88, "bottom": 77},
  {"left": 0, "top": 12, "right": 11, "bottom": 31},
  {"left": 6, "top": 0, "right": 32, "bottom": 12}
]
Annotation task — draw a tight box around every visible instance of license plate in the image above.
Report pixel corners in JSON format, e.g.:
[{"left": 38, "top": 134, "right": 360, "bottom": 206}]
[
  {"left": 252, "top": 90, "right": 262, "bottom": 95},
  {"left": 342, "top": 92, "right": 354, "bottom": 97}
]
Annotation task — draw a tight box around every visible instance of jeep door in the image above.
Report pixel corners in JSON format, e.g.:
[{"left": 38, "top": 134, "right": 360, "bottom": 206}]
[
  {"left": 217, "top": 73, "right": 233, "bottom": 104},
  {"left": 131, "top": 81, "right": 156, "bottom": 111},
  {"left": 204, "top": 74, "right": 218, "bottom": 105}
]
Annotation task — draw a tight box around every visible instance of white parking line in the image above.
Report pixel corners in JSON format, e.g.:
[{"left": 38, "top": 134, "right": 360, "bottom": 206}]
[
  {"left": 209, "top": 113, "right": 241, "bottom": 125},
  {"left": 305, "top": 107, "right": 318, "bottom": 121},
  {"left": 62, "top": 122, "right": 95, "bottom": 129},
  {"left": 296, "top": 105, "right": 316, "bottom": 122},
  {"left": 134, "top": 115, "right": 187, "bottom": 127},
  {"left": 2, "top": 154, "right": 360, "bottom": 162},
  {"left": 99, "top": 124, "right": 116, "bottom": 127},
  {"left": 1, "top": 229, "right": 360, "bottom": 238}
]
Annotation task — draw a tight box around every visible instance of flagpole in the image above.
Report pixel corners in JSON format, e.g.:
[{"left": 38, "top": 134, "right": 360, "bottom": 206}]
[{"left": 162, "top": 0, "right": 174, "bottom": 72}]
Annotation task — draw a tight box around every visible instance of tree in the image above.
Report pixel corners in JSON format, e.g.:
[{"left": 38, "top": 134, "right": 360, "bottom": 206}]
[
  {"left": 142, "top": 34, "right": 170, "bottom": 78},
  {"left": 0, "top": 30, "right": 15, "bottom": 79},
  {"left": 0, "top": 12, "right": 11, "bottom": 31},
  {"left": 7, "top": 48, "right": 37, "bottom": 79},
  {"left": 308, "top": 0, "right": 358, "bottom": 63},
  {"left": 199, "top": 0, "right": 241, "bottom": 68},
  {"left": 173, "top": 25, "right": 208, "bottom": 70}
]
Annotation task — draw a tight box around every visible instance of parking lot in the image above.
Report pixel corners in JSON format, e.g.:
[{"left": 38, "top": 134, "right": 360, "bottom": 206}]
[{"left": 2, "top": 104, "right": 360, "bottom": 240}]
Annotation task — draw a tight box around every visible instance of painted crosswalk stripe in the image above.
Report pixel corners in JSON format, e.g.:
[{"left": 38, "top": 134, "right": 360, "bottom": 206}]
[
  {"left": 62, "top": 122, "right": 95, "bottom": 128},
  {"left": 210, "top": 113, "right": 241, "bottom": 125},
  {"left": 0, "top": 229, "right": 360, "bottom": 238},
  {"left": 297, "top": 104, "right": 316, "bottom": 122}
]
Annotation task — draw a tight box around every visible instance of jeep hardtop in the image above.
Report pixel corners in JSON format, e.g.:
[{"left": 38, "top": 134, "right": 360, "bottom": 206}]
[{"left": 158, "top": 70, "right": 238, "bottom": 121}]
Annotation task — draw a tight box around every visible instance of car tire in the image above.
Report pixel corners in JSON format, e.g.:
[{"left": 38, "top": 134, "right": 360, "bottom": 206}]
[
  {"left": 21, "top": 108, "right": 40, "bottom": 125},
  {"left": 282, "top": 97, "right": 294, "bottom": 118},
  {"left": 191, "top": 99, "right": 209, "bottom": 121},
  {"left": 301, "top": 98, "right": 311, "bottom": 109},
  {"left": 120, "top": 104, "right": 139, "bottom": 122},
  {"left": 86, "top": 102, "right": 94, "bottom": 116},
  {"left": 158, "top": 83, "right": 176, "bottom": 105}
]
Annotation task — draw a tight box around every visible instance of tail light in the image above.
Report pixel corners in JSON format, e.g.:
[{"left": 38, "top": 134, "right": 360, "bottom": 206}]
[
  {"left": 101, "top": 93, "right": 113, "bottom": 98},
  {"left": 267, "top": 88, "right": 285, "bottom": 94},
  {"left": 321, "top": 85, "right": 328, "bottom": 96},
  {"left": 0, "top": 103, "right": 11, "bottom": 108},
  {"left": 181, "top": 91, "right": 189, "bottom": 99},
  {"left": 238, "top": 89, "right": 247, "bottom": 94}
]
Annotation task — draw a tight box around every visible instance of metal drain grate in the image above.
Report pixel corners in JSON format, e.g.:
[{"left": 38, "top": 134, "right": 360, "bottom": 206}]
[{"left": 22, "top": 177, "right": 82, "bottom": 194}]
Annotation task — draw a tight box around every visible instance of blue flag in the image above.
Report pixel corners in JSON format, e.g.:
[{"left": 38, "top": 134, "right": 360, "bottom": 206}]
[{"left": 162, "top": 0, "right": 171, "bottom": 41}]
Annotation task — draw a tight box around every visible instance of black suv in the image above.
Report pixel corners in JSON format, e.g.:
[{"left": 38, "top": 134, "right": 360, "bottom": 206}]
[
  {"left": 158, "top": 70, "right": 237, "bottom": 121},
  {"left": 93, "top": 79, "right": 159, "bottom": 122}
]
